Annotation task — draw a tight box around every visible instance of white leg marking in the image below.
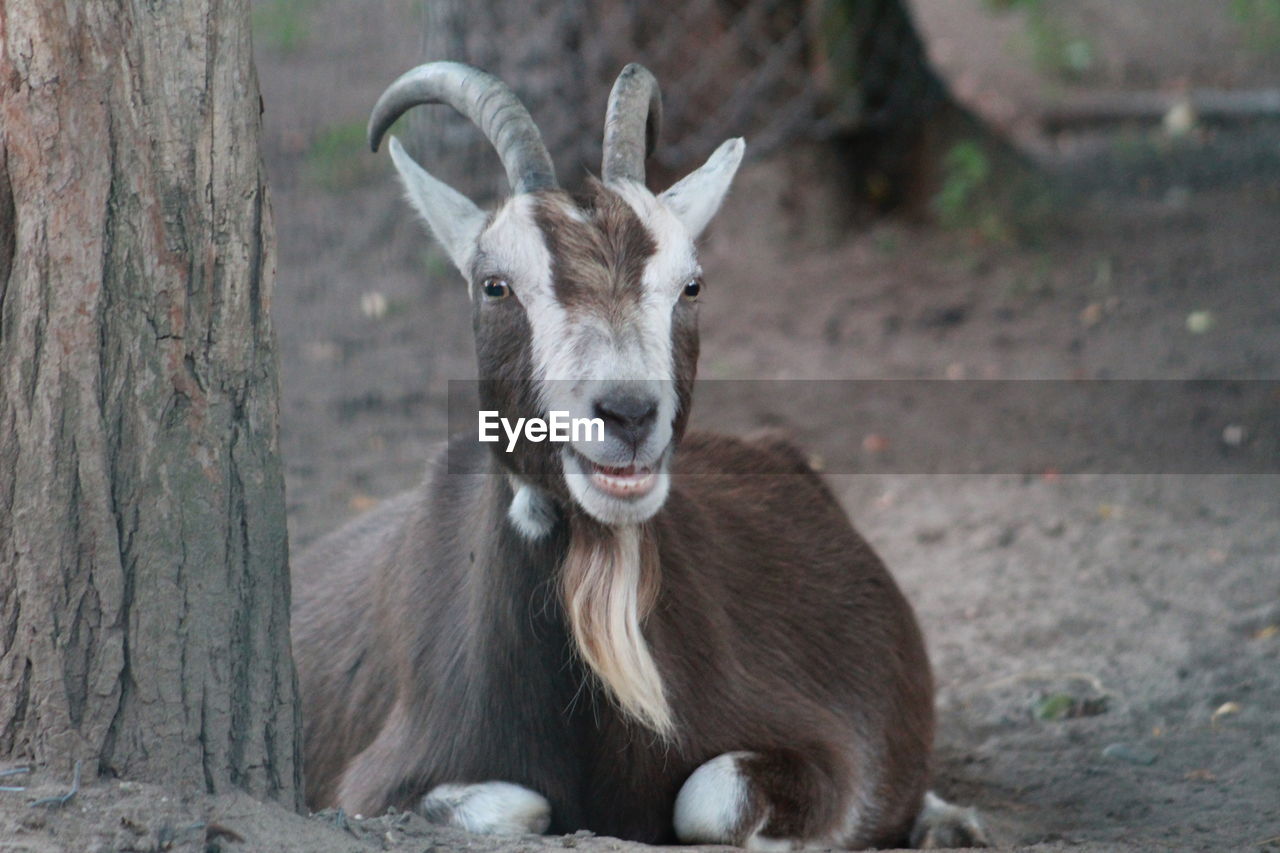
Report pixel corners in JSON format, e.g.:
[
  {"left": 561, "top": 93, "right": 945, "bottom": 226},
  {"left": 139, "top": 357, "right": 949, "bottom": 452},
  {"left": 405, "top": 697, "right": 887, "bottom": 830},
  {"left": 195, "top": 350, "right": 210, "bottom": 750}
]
[
  {"left": 910, "top": 790, "right": 991, "bottom": 849},
  {"left": 746, "top": 834, "right": 802, "bottom": 852},
  {"left": 674, "top": 752, "right": 758, "bottom": 846},
  {"left": 419, "top": 781, "right": 551, "bottom": 836},
  {"left": 675, "top": 753, "right": 793, "bottom": 845}
]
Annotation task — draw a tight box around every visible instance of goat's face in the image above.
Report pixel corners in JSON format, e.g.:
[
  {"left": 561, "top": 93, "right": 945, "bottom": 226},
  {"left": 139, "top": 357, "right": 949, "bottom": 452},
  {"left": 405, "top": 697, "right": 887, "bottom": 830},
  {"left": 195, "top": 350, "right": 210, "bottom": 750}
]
[
  {"left": 374, "top": 65, "right": 742, "bottom": 526},
  {"left": 467, "top": 162, "right": 741, "bottom": 525}
]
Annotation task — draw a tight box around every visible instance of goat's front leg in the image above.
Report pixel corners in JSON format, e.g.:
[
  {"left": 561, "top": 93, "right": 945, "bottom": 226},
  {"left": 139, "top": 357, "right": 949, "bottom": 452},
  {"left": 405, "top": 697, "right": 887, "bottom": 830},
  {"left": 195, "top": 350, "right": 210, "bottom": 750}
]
[
  {"left": 419, "top": 781, "right": 552, "bottom": 836},
  {"left": 673, "top": 751, "right": 851, "bottom": 851},
  {"left": 334, "top": 704, "right": 551, "bottom": 835}
]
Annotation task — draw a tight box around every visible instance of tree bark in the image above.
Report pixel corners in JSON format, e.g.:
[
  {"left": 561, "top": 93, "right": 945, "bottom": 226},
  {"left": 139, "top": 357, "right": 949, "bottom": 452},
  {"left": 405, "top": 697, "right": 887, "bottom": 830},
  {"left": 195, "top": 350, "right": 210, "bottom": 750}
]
[{"left": 0, "top": 0, "right": 300, "bottom": 806}]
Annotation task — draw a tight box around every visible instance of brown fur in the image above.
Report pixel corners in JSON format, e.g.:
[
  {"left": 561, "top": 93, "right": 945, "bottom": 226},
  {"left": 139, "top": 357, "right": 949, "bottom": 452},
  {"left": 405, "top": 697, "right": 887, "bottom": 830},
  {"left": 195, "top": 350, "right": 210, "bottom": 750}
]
[
  {"left": 291, "top": 183, "right": 935, "bottom": 847},
  {"left": 536, "top": 182, "right": 657, "bottom": 313},
  {"left": 293, "top": 431, "right": 933, "bottom": 845}
]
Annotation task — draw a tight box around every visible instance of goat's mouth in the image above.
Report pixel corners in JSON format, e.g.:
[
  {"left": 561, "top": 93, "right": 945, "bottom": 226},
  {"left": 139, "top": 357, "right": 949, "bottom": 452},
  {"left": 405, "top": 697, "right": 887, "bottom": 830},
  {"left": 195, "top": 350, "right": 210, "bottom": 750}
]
[
  {"left": 587, "top": 461, "right": 658, "bottom": 499},
  {"left": 562, "top": 445, "right": 672, "bottom": 525}
]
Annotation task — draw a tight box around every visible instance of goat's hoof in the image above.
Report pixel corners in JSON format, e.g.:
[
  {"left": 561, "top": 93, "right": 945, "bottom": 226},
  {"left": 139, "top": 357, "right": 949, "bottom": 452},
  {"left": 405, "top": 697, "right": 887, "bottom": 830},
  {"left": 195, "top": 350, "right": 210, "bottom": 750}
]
[
  {"left": 418, "top": 781, "right": 551, "bottom": 835},
  {"left": 910, "top": 791, "right": 991, "bottom": 849}
]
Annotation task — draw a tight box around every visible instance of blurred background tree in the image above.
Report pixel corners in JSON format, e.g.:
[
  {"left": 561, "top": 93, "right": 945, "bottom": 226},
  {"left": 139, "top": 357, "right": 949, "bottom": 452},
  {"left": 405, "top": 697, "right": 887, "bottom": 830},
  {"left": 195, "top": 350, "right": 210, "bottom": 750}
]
[{"left": 411, "top": 0, "right": 1002, "bottom": 211}]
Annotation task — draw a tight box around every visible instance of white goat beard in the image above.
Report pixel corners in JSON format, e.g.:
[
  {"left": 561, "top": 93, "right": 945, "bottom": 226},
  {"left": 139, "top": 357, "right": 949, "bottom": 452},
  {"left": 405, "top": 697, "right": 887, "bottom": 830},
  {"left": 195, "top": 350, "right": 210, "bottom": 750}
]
[{"left": 561, "top": 522, "right": 674, "bottom": 739}]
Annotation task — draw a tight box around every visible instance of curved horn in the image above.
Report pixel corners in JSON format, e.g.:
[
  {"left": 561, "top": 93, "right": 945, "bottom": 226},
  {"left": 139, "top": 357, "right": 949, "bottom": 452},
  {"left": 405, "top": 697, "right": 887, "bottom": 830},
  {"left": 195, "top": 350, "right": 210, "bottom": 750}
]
[
  {"left": 602, "top": 63, "right": 662, "bottom": 185},
  {"left": 368, "top": 61, "right": 557, "bottom": 195}
]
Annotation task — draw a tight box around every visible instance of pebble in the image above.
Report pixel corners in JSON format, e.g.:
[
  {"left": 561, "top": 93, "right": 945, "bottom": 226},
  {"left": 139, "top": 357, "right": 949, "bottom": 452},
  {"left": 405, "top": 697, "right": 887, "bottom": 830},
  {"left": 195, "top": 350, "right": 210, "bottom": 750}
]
[
  {"left": 1185, "top": 310, "right": 1214, "bottom": 334},
  {"left": 360, "top": 290, "right": 389, "bottom": 319},
  {"left": 1102, "top": 742, "right": 1157, "bottom": 765},
  {"left": 1211, "top": 701, "right": 1241, "bottom": 726},
  {"left": 1164, "top": 100, "right": 1197, "bottom": 137},
  {"left": 1221, "top": 424, "right": 1246, "bottom": 447}
]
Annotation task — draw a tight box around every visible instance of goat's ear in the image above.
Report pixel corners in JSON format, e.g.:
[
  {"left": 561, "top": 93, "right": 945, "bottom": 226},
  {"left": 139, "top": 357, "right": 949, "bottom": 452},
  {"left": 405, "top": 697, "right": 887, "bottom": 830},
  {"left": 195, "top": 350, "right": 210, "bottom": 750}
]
[
  {"left": 659, "top": 137, "right": 745, "bottom": 239},
  {"left": 388, "top": 136, "right": 487, "bottom": 276}
]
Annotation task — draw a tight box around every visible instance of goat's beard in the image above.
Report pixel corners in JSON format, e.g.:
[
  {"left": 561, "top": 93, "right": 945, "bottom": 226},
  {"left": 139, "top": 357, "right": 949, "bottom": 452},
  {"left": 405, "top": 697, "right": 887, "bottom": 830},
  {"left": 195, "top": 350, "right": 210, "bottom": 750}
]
[{"left": 560, "top": 514, "right": 674, "bottom": 739}]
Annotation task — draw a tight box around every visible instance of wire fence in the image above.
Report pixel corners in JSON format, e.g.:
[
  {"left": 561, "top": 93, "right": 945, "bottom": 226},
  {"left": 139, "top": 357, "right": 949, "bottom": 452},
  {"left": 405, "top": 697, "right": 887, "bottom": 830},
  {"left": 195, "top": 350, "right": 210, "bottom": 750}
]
[{"left": 409, "top": 0, "right": 944, "bottom": 197}]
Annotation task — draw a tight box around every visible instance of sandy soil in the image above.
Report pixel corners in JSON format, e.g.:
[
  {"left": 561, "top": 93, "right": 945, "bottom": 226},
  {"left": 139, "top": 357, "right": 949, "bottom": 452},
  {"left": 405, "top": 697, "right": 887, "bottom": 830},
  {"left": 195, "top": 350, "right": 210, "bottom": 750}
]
[{"left": 3, "top": 1, "right": 1277, "bottom": 851}]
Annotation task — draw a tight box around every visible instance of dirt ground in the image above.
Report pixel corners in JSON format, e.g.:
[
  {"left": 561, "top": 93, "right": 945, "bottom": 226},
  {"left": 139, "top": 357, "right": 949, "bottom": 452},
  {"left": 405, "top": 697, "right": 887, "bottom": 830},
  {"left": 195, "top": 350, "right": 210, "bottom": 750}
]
[{"left": 3, "top": 1, "right": 1278, "bottom": 851}]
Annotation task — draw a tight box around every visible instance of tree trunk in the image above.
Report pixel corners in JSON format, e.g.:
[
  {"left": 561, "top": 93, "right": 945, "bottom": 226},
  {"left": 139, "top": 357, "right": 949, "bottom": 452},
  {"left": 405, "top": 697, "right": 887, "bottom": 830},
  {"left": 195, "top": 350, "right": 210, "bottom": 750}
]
[
  {"left": 411, "top": 0, "right": 1020, "bottom": 212},
  {"left": 0, "top": 0, "right": 300, "bottom": 806}
]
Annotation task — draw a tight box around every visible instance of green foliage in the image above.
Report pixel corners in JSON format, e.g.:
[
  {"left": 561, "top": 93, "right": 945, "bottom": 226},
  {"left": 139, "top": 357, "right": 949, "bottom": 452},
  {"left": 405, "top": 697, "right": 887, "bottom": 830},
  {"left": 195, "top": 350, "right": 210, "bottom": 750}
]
[
  {"left": 933, "top": 140, "right": 992, "bottom": 228},
  {"left": 305, "top": 114, "right": 410, "bottom": 192},
  {"left": 932, "top": 138, "right": 1058, "bottom": 247},
  {"left": 871, "top": 230, "right": 900, "bottom": 257},
  {"left": 1231, "top": 0, "right": 1280, "bottom": 50},
  {"left": 814, "top": 0, "right": 866, "bottom": 101},
  {"left": 306, "top": 121, "right": 378, "bottom": 191},
  {"left": 252, "top": 0, "right": 317, "bottom": 54},
  {"left": 986, "top": 0, "right": 1096, "bottom": 80},
  {"left": 420, "top": 247, "right": 452, "bottom": 280},
  {"left": 1033, "top": 693, "right": 1076, "bottom": 721},
  {"left": 1003, "top": 254, "right": 1054, "bottom": 300},
  {"left": 1025, "top": 16, "right": 1094, "bottom": 79}
]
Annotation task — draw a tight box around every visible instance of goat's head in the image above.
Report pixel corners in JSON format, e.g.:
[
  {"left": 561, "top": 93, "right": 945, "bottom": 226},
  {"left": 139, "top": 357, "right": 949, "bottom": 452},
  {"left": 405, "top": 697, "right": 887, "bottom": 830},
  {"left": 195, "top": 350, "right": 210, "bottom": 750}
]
[{"left": 369, "top": 62, "right": 743, "bottom": 528}]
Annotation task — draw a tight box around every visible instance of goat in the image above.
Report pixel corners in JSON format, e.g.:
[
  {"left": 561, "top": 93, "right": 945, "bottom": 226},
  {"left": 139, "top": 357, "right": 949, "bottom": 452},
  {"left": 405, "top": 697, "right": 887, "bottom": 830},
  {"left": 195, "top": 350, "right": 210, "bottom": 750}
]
[{"left": 291, "top": 61, "right": 989, "bottom": 849}]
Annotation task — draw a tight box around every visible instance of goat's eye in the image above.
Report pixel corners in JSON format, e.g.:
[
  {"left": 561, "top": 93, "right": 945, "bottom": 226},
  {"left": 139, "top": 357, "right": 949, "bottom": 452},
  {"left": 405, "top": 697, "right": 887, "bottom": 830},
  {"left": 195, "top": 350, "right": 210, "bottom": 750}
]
[
  {"left": 681, "top": 277, "right": 702, "bottom": 302},
  {"left": 481, "top": 277, "right": 511, "bottom": 301}
]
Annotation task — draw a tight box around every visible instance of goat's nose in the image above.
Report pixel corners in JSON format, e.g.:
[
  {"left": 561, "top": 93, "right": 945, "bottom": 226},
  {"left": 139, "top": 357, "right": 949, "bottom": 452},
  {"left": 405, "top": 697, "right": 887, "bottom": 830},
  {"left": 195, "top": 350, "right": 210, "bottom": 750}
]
[{"left": 592, "top": 393, "right": 659, "bottom": 449}]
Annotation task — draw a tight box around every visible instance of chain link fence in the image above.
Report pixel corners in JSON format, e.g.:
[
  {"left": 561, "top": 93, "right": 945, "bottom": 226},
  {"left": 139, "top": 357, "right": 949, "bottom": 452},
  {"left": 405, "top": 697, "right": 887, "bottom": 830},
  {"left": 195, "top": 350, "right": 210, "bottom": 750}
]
[{"left": 407, "top": 0, "right": 945, "bottom": 197}]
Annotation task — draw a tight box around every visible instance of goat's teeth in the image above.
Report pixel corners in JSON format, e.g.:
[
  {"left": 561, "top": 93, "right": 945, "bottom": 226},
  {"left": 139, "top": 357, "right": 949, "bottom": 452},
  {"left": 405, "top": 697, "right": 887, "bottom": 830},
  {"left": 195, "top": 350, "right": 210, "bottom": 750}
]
[{"left": 588, "top": 464, "right": 657, "bottom": 498}]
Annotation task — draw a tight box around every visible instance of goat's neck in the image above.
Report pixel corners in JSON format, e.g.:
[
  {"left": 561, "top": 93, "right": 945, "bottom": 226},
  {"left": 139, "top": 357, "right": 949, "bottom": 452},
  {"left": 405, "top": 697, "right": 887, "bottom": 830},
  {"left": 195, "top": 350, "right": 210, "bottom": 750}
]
[{"left": 467, "top": 454, "right": 674, "bottom": 737}]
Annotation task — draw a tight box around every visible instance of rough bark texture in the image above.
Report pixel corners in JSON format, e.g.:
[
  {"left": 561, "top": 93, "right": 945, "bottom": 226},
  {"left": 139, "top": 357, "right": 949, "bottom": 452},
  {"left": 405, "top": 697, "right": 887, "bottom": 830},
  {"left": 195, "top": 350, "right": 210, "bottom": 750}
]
[{"left": 0, "top": 0, "right": 300, "bottom": 806}]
